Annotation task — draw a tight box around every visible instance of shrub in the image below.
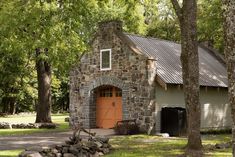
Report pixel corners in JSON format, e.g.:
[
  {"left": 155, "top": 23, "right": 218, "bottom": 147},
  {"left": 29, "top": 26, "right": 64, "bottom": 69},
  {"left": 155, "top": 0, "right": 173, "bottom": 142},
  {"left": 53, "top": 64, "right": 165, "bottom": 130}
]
[{"left": 201, "top": 128, "right": 231, "bottom": 134}]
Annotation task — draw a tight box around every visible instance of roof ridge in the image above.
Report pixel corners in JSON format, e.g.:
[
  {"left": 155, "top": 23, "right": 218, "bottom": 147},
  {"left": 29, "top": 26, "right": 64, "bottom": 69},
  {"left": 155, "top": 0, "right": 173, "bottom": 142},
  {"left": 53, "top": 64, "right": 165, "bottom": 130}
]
[
  {"left": 124, "top": 32, "right": 180, "bottom": 45},
  {"left": 125, "top": 33, "right": 224, "bottom": 61},
  {"left": 199, "top": 44, "right": 226, "bottom": 66}
]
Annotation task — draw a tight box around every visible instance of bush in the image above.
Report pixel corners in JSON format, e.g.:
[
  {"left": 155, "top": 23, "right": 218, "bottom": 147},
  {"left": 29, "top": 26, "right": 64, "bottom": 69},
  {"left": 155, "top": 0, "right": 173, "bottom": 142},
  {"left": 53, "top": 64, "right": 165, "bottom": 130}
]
[
  {"left": 201, "top": 128, "right": 231, "bottom": 134},
  {"left": 114, "top": 120, "right": 139, "bottom": 135}
]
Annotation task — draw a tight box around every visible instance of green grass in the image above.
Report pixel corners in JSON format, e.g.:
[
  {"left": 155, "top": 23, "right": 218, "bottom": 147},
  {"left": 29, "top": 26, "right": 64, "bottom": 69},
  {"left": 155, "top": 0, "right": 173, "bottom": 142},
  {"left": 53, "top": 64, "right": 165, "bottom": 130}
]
[
  {"left": 0, "top": 133, "right": 232, "bottom": 157},
  {"left": 0, "top": 150, "right": 23, "bottom": 157},
  {"left": 106, "top": 134, "right": 232, "bottom": 157},
  {"left": 0, "top": 115, "right": 232, "bottom": 156},
  {"left": 0, "top": 113, "right": 70, "bottom": 136}
]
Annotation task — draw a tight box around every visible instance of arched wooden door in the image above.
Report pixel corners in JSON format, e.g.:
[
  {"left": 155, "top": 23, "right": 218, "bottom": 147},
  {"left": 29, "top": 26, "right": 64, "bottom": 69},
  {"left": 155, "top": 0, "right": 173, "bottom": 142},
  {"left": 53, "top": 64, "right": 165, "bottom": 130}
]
[{"left": 96, "top": 86, "right": 122, "bottom": 128}]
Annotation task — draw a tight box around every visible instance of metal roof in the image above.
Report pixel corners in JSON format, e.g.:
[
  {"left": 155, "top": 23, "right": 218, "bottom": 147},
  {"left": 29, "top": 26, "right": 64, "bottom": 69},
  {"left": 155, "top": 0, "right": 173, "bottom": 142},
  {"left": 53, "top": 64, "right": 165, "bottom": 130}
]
[{"left": 125, "top": 33, "right": 228, "bottom": 87}]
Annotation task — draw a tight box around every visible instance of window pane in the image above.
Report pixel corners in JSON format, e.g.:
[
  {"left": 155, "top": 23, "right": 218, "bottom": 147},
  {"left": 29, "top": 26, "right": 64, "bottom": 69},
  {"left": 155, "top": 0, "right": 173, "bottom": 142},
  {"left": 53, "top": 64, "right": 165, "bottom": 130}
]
[
  {"left": 101, "top": 50, "right": 110, "bottom": 69},
  {"left": 115, "top": 88, "right": 122, "bottom": 97},
  {"left": 99, "top": 87, "right": 112, "bottom": 97}
]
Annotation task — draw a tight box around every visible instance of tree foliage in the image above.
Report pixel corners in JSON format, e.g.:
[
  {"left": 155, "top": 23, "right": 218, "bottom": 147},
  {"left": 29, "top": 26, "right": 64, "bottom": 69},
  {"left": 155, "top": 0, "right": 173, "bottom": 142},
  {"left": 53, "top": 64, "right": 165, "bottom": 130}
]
[
  {"left": 0, "top": 0, "right": 96, "bottom": 114},
  {"left": 0, "top": 0, "right": 148, "bottom": 114},
  {"left": 198, "top": 0, "right": 223, "bottom": 51},
  {"left": 0, "top": 0, "right": 226, "bottom": 116}
]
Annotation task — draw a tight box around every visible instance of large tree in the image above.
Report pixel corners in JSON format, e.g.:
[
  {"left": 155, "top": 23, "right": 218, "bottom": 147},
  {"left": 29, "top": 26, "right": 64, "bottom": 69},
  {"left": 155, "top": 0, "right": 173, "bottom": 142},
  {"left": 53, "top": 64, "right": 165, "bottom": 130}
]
[
  {"left": 170, "top": 0, "right": 203, "bottom": 156},
  {"left": 222, "top": 0, "right": 235, "bottom": 156},
  {"left": 0, "top": 0, "right": 96, "bottom": 121},
  {"left": 0, "top": 0, "right": 148, "bottom": 120}
]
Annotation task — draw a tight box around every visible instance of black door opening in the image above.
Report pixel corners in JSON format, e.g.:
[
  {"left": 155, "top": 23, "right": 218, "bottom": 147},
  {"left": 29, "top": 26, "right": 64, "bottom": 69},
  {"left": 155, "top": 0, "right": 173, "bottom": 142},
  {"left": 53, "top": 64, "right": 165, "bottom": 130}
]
[{"left": 161, "top": 107, "right": 187, "bottom": 136}]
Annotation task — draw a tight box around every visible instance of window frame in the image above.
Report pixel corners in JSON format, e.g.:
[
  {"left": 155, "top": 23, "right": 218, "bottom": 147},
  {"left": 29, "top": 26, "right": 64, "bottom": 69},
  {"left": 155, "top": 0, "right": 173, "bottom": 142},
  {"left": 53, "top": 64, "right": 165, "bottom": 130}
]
[{"left": 100, "top": 49, "right": 112, "bottom": 71}]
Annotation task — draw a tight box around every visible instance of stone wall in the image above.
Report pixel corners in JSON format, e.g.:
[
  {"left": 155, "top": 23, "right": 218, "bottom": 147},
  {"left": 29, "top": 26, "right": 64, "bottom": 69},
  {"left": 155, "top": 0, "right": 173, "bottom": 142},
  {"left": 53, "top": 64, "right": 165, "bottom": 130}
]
[{"left": 69, "top": 20, "right": 155, "bottom": 132}]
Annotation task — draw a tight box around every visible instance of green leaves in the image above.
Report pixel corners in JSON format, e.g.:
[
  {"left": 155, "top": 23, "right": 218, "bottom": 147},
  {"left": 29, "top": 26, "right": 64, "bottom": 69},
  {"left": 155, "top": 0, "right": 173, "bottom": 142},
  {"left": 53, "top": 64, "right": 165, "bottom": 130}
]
[
  {"left": 0, "top": 0, "right": 225, "bottom": 113},
  {"left": 198, "top": 0, "right": 223, "bottom": 51}
]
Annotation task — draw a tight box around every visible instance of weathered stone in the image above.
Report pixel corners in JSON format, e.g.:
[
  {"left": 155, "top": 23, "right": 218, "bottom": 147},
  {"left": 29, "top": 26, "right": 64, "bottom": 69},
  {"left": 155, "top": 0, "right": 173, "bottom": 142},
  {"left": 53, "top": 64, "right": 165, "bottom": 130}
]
[
  {"left": 68, "top": 146, "right": 79, "bottom": 155},
  {"left": 44, "top": 152, "right": 55, "bottom": 157},
  {"left": 51, "top": 148, "right": 58, "bottom": 154},
  {"left": 62, "top": 147, "right": 69, "bottom": 153},
  {"left": 98, "top": 152, "right": 104, "bottom": 156},
  {"left": 156, "top": 133, "right": 170, "bottom": 137},
  {"left": 37, "top": 123, "right": 57, "bottom": 129},
  {"left": 91, "top": 152, "right": 100, "bottom": 157},
  {"left": 74, "top": 143, "right": 83, "bottom": 148},
  {"left": 69, "top": 20, "right": 155, "bottom": 131},
  {"left": 101, "top": 148, "right": 110, "bottom": 154},
  {"left": 102, "top": 143, "right": 111, "bottom": 148},
  {"left": 145, "top": 117, "right": 150, "bottom": 123},
  {"left": 0, "top": 122, "right": 12, "bottom": 129},
  {"left": 204, "top": 144, "right": 215, "bottom": 151},
  {"left": 147, "top": 123, "right": 156, "bottom": 135},
  {"left": 19, "top": 128, "right": 113, "bottom": 156},
  {"left": 139, "top": 124, "right": 147, "bottom": 133},
  {"left": 215, "top": 142, "right": 232, "bottom": 149},
  {"left": 63, "top": 153, "right": 76, "bottom": 157},
  {"left": 42, "top": 146, "right": 51, "bottom": 153},
  {"left": 55, "top": 145, "right": 63, "bottom": 152},
  {"left": 26, "top": 146, "right": 43, "bottom": 152},
  {"left": 18, "top": 151, "right": 42, "bottom": 157},
  {"left": 95, "top": 136, "right": 109, "bottom": 143},
  {"left": 11, "top": 123, "right": 39, "bottom": 129},
  {"left": 94, "top": 141, "right": 103, "bottom": 148},
  {"left": 55, "top": 153, "right": 62, "bottom": 157}
]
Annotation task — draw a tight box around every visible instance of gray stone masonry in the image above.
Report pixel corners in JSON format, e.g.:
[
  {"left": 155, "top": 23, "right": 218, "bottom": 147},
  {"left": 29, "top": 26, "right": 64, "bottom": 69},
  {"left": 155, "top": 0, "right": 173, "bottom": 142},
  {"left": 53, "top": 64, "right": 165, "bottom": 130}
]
[{"left": 69, "top": 20, "right": 156, "bottom": 133}]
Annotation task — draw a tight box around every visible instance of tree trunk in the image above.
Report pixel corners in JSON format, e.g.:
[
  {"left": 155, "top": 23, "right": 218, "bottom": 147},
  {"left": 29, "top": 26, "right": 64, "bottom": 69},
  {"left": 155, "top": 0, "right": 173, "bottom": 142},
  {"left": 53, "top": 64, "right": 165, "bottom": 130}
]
[
  {"left": 170, "top": 0, "right": 202, "bottom": 156},
  {"left": 35, "top": 48, "right": 52, "bottom": 123},
  {"left": 222, "top": 0, "right": 235, "bottom": 156},
  {"left": 1, "top": 97, "right": 16, "bottom": 114},
  {"left": 9, "top": 97, "right": 16, "bottom": 115},
  {"left": 1, "top": 97, "right": 9, "bottom": 113}
]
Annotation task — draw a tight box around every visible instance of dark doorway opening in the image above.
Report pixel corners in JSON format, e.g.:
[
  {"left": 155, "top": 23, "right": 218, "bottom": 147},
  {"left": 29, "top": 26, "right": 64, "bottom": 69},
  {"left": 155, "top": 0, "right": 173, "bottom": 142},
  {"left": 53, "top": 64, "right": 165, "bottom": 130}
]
[{"left": 161, "top": 107, "right": 187, "bottom": 136}]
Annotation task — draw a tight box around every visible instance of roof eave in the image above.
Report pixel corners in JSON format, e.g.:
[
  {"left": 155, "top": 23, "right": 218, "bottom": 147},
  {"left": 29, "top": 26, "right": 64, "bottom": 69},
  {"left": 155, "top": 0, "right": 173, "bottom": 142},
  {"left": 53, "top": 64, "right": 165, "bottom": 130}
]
[{"left": 115, "top": 31, "right": 150, "bottom": 58}]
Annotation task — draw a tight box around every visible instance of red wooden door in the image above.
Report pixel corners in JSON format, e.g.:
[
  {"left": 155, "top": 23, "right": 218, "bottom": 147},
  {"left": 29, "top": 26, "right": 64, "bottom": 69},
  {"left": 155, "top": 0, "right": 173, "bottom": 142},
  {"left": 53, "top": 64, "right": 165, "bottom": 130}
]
[{"left": 96, "top": 86, "right": 122, "bottom": 128}]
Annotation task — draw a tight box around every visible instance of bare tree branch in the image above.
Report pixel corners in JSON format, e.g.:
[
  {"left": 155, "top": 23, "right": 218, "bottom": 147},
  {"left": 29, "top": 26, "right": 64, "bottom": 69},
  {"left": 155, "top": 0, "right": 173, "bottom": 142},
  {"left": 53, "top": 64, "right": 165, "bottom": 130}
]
[{"left": 170, "top": 0, "right": 182, "bottom": 19}]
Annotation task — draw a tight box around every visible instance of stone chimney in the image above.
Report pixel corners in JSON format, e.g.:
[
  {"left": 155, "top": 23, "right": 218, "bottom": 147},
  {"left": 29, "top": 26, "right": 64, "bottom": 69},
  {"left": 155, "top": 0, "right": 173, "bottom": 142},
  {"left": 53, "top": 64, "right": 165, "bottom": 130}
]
[{"left": 98, "top": 20, "right": 123, "bottom": 33}]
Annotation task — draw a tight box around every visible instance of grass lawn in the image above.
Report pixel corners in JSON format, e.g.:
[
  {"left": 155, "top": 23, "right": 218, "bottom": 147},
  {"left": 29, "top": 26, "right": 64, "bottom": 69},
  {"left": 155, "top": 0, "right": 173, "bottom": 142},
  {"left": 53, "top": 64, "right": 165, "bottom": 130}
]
[
  {"left": 0, "top": 113, "right": 70, "bottom": 136},
  {"left": 0, "top": 149, "right": 23, "bottom": 157},
  {"left": 0, "top": 114, "right": 232, "bottom": 156},
  {"left": 107, "top": 134, "right": 232, "bottom": 157},
  {"left": 0, "top": 133, "right": 231, "bottom": 157}
]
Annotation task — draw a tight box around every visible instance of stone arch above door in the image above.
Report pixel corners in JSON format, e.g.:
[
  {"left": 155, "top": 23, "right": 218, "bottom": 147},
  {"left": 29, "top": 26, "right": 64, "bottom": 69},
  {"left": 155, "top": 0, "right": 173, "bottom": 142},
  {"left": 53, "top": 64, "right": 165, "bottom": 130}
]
[
  {"left": 83, "top": 76, "right": 129, "bottom": 128},
  {"left": 87, "top": 76, "right": 128, "bottom": 92}
]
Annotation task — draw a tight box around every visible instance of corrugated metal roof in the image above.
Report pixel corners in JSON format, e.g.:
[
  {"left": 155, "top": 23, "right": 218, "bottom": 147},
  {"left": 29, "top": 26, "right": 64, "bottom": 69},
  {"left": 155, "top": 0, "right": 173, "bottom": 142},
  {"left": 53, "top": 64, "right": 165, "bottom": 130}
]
[{"left": 125, "top": 33, "right": 228, "bottom": 87}]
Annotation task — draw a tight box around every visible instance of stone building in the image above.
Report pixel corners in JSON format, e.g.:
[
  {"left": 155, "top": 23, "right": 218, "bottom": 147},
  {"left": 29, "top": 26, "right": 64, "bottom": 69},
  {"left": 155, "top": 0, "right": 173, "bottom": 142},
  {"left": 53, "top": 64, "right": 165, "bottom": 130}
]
[{"left": 69, "top": 20, "right": 231, "bottom": 133}]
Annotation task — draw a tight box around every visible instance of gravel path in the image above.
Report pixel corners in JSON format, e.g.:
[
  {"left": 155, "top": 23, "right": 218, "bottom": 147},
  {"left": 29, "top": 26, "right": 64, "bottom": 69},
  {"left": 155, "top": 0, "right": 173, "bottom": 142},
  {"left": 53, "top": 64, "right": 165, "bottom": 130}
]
[{"left": 0, "top": 129, "right": 115, "bottom": 150}]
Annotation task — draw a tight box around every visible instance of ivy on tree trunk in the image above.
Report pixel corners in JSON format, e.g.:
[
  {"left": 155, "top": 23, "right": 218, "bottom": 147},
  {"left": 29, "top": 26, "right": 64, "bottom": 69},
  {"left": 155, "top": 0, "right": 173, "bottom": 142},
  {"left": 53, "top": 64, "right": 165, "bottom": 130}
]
[
  {"left": 222, "top": 0, "right": 235, "bottom": 156},
  {"left": 35, "top": 48, "right": 52, "bottom": 123},
  {"left": 170, "top": 0, "right": 203, "bottom": 156}
]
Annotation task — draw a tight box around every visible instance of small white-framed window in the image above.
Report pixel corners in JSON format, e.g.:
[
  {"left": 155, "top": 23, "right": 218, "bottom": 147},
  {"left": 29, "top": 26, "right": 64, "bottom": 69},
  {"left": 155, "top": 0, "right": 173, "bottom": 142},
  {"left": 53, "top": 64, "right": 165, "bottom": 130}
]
[{"left": 100, "top": 49, "right": 112, "bottom": 70}]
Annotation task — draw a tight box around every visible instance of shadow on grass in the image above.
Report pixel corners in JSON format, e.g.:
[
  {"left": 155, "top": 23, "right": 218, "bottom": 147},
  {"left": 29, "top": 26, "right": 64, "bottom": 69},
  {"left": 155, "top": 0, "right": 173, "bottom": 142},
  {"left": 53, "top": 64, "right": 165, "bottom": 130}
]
[
  {"left": 106, "top": 134, "right": 232, "bottom": 157},
  {"left": 107, "top": 135, "right": 186, "bottom": 157}
]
